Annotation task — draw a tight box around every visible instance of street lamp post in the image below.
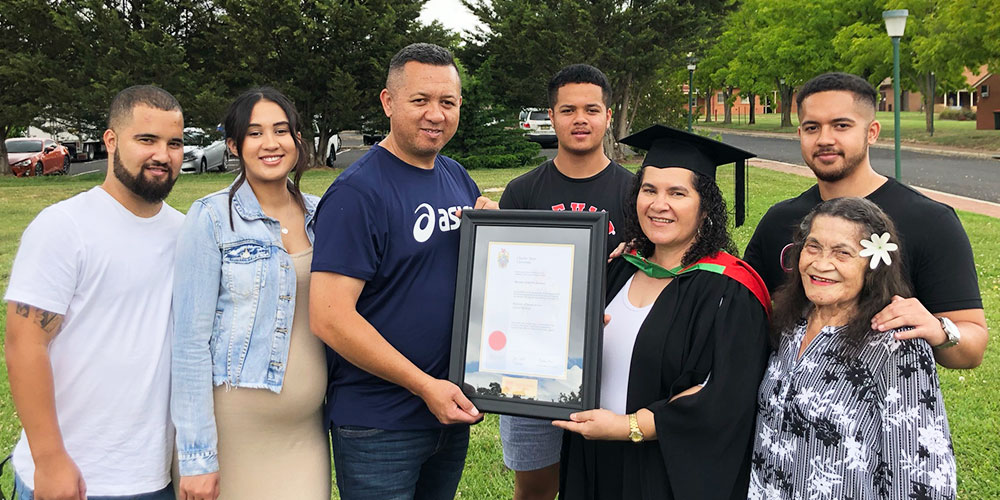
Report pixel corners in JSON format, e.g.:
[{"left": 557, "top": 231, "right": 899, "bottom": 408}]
[
  {"left": 687, "top": 53, "right": 697, "bottom": 133},
  {"left": 883, "top": 9, "right": 908, "bottom": 181},
  {"left": 929, "top": 72, "right": 935, "bottom": 137}
]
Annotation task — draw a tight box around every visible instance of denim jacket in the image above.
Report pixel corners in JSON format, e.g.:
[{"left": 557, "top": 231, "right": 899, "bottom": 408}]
[{"left": 171, "top": 181, "right": 319, "bottom": 475}]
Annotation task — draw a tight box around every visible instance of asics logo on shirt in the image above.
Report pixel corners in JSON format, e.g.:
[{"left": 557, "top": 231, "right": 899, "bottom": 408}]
[
  {"left": 551, "top": 202, "right": 617, "bottom": 236},
  {"left": 413, "top": 203, "right": 472, "bottom": 243}
]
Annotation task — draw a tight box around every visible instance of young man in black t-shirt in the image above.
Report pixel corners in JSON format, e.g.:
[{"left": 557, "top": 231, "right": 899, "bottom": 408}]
[
  {"left": 744, "top": 72, "right": 987, "bottom": 370},
  {"left": 498, "top": 64, "right": 633, "bottom": 500}
]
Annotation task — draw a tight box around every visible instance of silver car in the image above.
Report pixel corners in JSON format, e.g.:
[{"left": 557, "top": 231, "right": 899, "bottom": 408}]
[{"left": 182, "top": 128, "right": 227, "bottom": 173}]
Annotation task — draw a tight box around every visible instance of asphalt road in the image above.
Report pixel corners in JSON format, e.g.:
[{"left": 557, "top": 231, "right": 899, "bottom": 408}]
[
  {"left": 68, "top": 157, "right": 108, "bottom": 176},
  {"left": 719, "top": 133, "right": 1000, "bottom": 203},
  {"left": 68, "top": 134, "right": 996, "bottom": 204}
]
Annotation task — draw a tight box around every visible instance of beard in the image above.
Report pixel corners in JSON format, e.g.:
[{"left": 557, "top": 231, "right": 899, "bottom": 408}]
[
  {"left": 806, "top": 143, "right": 868, "bottom": 183},
  {"left": 113, "top": 149, "right": 177, "bottom": 203}
]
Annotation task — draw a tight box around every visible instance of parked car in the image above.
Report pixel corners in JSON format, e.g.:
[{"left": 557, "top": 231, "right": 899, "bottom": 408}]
[
  {"left": 182, "top": 128, "right": 226, "bottom": 173},
  {"left": 520, "top": 108, "right": 556, "bottom": 145},
  {"left": 315, "top": 133, "right": 342, "bottom": 167},
  {"left": 60, "top": 139, "right": 105, "bottom": 161},
  {"left": 6, "top": 138, "right": 71, "bottom": 177},
  {"left": 361, "top": 116, "right": 388, "bottom": 146}
]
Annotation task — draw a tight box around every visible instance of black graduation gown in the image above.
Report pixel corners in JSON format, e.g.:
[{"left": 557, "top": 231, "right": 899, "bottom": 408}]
[{"left": 560, "top": 257, "right": 770, "bottom": 500}]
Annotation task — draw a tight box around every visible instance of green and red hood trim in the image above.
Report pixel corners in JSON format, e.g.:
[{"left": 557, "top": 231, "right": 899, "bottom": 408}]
[{"left": 623, "top": 248, "right": 771, "bottom": 316}]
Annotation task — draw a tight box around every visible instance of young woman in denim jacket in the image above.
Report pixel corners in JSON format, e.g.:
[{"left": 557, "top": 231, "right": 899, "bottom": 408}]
[{"left": 171, "top": 87, "right": 329, "bottom": 500}]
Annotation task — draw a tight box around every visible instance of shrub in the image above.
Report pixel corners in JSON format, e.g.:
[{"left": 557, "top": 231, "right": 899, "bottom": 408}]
[{"left": 939, "top": 108, "right": 976, "bottom": 121}]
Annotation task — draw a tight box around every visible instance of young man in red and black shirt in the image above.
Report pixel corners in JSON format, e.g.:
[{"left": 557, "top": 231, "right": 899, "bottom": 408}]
[{"left": 498, "top": 63, "right": 633, "bottom": 500}]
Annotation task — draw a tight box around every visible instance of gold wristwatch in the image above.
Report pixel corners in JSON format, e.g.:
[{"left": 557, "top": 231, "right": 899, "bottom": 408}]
[{"left": 628, "top": 413, "right": 644, "bottom": 443}]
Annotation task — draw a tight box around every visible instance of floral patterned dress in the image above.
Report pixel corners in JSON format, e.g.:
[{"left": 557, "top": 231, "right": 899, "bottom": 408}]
[{"left": 747, "top": 322, "right": 957, "bottom": 500}]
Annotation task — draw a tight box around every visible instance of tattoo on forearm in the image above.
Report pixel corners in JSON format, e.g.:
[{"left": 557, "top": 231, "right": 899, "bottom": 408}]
[{"left": 14, "top": 302, "right": 30, "bottom": 317}]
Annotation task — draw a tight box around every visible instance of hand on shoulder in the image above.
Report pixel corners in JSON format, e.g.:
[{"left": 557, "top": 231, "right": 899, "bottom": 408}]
[{"left": 872, "top": 296, "right": 946, "bottom": 346}]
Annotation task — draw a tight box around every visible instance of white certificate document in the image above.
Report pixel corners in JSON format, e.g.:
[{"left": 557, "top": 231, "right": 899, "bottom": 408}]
[{"left": 479, "top": 242, "right": 574, "bottom": 379}]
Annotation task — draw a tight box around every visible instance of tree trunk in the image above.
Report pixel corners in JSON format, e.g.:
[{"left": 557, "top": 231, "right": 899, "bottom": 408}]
[
  {"left": 315, "top": 131, "right": 329, "bottom": 168},
  {"left": 748, "top": 92, "right": 756, "bottom": 125},
  {"left": 304, "top": 133, "right": 319, "bottom": 168},
  {"left": 704, "top": 88, "right": 712, "bottom": 123},
  {"left": 625, "top": 87, "right": 641, "bottom": 134},
  {"left": 603, "top": 127, "right": 622, "bottom": 163},
  {"left": 723, "top": 86, "right": 733, "bottom": 124},
  {"left": 922, "top": 72, "right": 935, "bottom": 134},
  {"left": 0, "top": 125, "right": 11, "bottom": 175},
  {"left": 615, "top": 71, "right": 633, "bottom": 141},
  {"left": 780, "top": 83, "right": 794, "bottom": 128},
  {"left": 610, "top": 72, "right": 633, "bottom": 162}
]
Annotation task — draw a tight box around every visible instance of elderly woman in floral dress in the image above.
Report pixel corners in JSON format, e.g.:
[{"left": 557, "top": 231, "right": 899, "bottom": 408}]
[{"left": 748, "top": 197, "right": 956, "bottom": 500}]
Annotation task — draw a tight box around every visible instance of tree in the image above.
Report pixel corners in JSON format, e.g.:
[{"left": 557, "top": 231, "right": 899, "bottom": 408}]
[
  {"left": 942, "top": 0, "right": 1000, "bottom": 67},
  {"left": 204, "top": 0, "right": 453, "bottom": 166},
  {"left": 1, "top": 0, "right": 452, "bottom": 173},
  {"left": 1, "top": 0, "right": 209, "bottom": 173},
  {"left": 0, "top": 0, "right": 81, "bottom": 174},
  {"left": 833, "top": 0, "right": 977, "bottom": 133},
  {"left": 628, "top": 67, "right": 688, "bottom": 132},
  {"left": 718, "top": 0, "right": 854, "bottom": 127},
  {"left": 461, "top": 0, "right": 728, "bottom": 154},
  {"left": 441, "top": 66, "right": 543, "bottom": 169},
  {"left": 712, "top": 3, "right": 772, "bottom": 125}
]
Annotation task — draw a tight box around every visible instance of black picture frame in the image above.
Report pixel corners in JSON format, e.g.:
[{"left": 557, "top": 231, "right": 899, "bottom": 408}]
[{"left": 449, "top": 209, "right": 607, "bottom": 420}]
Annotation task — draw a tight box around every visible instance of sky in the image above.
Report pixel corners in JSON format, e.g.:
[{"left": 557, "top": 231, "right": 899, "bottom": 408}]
[{"left": 419, "top": 0, "right": 484, "bottom": 35}]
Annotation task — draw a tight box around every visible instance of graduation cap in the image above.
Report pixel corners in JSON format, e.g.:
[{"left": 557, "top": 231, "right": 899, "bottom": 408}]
[{"left": 619, "top": 124, "right": 756, "bottom": 226}]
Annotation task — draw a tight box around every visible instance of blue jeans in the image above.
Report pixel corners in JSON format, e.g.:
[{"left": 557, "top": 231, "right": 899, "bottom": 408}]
[
  {"left": 331, "top": 424, "right": 470, "bottom": 500},
  {"left": 14, "top": 472, "right": 174, "bottom": 500}
]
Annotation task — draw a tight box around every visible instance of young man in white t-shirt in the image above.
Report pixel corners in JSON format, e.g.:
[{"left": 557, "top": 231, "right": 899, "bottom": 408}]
[{"left": 4, "top": 85, "right": 186, "bottom": 500}]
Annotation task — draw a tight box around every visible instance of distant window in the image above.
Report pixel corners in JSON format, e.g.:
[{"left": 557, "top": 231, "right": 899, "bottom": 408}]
[
  {"left": 741, "top": 96, "right": 750, "bottom": 104},
  {"left": 982, "top": 85, "right": 990, "bottom": 98},
  {"left": 716, "top": 93, "right": 725, "bottom": 103}
]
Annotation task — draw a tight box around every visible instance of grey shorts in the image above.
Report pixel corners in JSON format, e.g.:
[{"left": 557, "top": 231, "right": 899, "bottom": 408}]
[{"left": 499, "top": 414, "right": 564, "bottom": 471}]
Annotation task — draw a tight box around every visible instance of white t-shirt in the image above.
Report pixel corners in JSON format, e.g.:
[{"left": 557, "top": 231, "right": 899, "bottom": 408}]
[
  {"left": 600, "top": 274, "right": 652, "bottom": 414},
  {"left": 4, "top": 187, "right": 183, "bottom": 495}
]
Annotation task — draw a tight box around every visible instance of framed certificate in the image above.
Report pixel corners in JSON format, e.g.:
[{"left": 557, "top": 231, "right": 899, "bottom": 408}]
[{"left": 449, "top": 209, "right": 607, "bottom": 420}]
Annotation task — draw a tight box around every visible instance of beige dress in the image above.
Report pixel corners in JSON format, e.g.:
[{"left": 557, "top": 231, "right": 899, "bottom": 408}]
[{"left": 212, "top": 249, "right": 330, "bottom": 499}]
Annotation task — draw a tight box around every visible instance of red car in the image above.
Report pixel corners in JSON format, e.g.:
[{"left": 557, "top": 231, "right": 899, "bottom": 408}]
[{"left": 6, "top": 138, "right": 71, "bottom": 177}]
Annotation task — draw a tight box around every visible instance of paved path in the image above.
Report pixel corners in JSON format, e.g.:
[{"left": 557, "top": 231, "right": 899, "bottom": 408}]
[
  {"left": 752, "top": 158, "right": 1000, "bottom": 219},
  {"left": 719, "top": 132, "right": 1000, "bottom": 204}
]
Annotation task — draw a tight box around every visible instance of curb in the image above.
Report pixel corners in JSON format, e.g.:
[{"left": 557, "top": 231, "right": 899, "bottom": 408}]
[{"left": 702, "top": 127, "right": 1000, "bottom": 160}]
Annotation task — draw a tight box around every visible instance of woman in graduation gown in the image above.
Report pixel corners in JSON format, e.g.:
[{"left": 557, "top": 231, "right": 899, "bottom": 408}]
[{"left": 555, "top": 125, "right": 772, "bottom": 500}]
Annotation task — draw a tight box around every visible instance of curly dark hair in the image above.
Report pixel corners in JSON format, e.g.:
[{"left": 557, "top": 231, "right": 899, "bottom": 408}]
[
  {"left": 622, "top": 166, "right": 736, "bottom": 266},
  {"left": 547, "top": 64, "right": 612, "bottom": 108},
  {"left": 770, "top": 197, "right": 911, "bottom": 350}
]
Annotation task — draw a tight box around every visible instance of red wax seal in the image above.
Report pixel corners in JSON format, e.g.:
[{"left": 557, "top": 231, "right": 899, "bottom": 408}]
[{"left": 488, "top": 330, "right": 507, "bottom": 351}]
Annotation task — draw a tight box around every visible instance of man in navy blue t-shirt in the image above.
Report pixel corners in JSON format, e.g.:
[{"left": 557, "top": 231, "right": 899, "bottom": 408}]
[{"left": 310, "top": 43, "right": 496, "bottom": 499}]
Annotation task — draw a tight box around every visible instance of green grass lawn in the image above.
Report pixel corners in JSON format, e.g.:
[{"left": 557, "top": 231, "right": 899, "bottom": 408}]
[
  {"left": 1, "top": 165, "right": 997, "bottom": 498},
  {"left": 699, "top": 111, "right": 1000, "bottom": 151}
]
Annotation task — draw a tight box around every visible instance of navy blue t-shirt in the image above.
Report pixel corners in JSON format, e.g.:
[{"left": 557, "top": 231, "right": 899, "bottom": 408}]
[{"left": 312, "top": 145, "right": 481, "bottom": 430}]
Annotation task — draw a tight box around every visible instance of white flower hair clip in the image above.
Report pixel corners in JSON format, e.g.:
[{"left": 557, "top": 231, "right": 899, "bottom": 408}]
[{"left": 859, "top": 232, "right": 898, "bottom": 269}]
